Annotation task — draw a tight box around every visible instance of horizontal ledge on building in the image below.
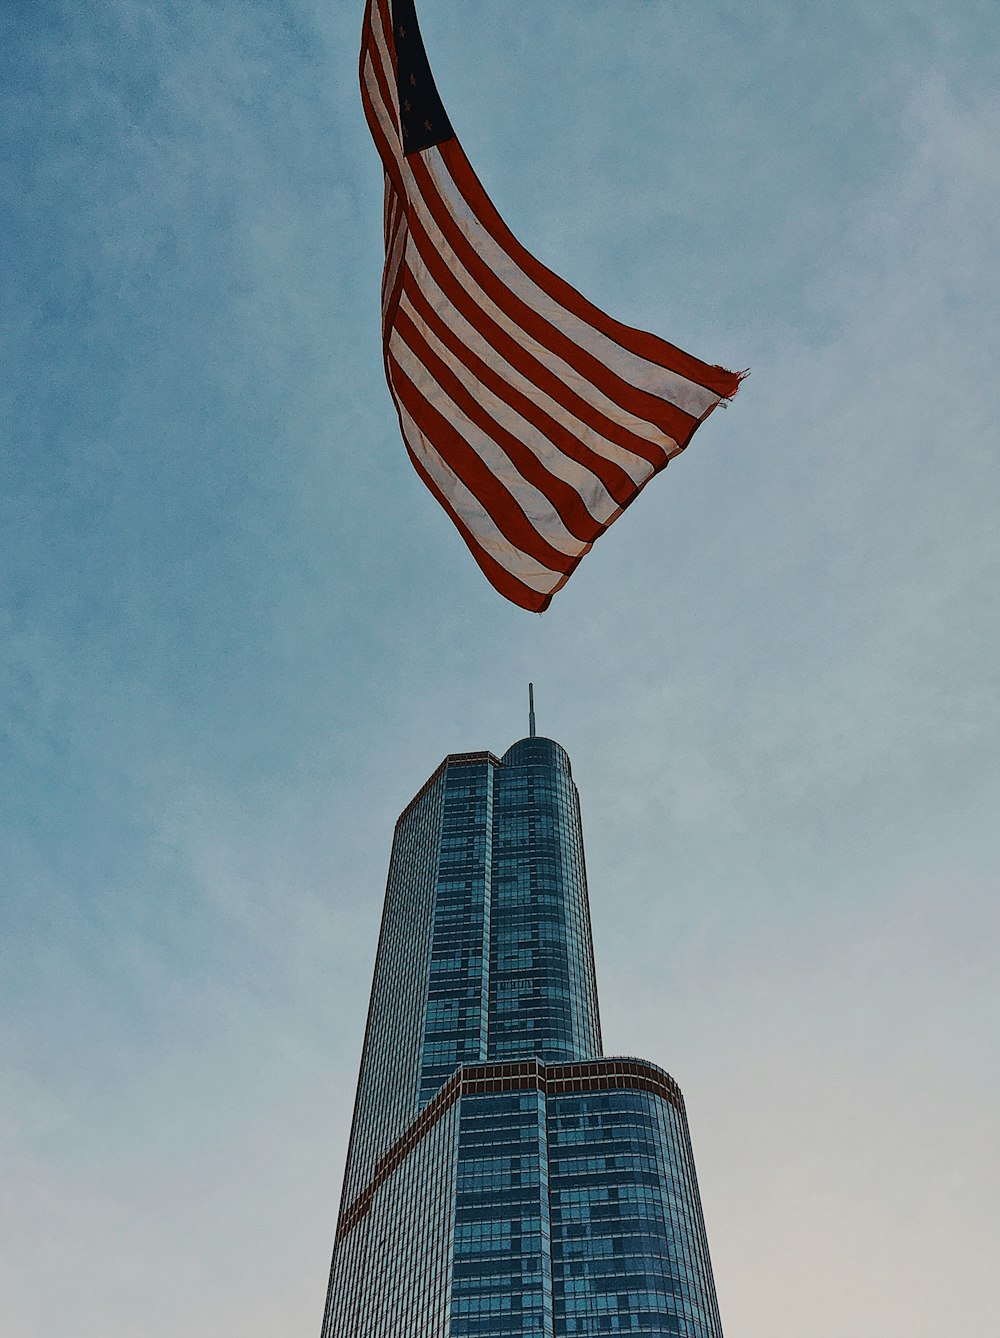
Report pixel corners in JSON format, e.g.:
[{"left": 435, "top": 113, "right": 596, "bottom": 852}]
[{"left": 334, "top": 1057, "right": 685, "bottom": 1243}]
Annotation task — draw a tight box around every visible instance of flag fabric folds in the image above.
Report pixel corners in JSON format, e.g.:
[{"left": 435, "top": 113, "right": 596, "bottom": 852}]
[{"left": 361, "top": 0, "right": 744, "bottom": 612}]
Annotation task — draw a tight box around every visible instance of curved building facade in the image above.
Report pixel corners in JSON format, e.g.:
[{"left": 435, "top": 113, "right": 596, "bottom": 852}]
[{"left": 321, "top": 733, "right": 724, "bottom": 1337}]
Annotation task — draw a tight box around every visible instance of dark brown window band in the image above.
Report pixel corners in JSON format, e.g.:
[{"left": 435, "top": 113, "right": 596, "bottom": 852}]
[{"left": 336, "top": 1058, "right": 686, "bottom": 1241}]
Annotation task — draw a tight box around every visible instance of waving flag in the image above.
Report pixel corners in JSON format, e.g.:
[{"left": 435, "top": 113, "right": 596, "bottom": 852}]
[{"left": 361, "top": 0, "right": 745, "bottom": 612}]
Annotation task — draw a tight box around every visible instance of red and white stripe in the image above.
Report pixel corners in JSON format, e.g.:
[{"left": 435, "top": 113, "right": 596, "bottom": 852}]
[{"left": 361, "top": 0, "right": 744, "bottom": 612}]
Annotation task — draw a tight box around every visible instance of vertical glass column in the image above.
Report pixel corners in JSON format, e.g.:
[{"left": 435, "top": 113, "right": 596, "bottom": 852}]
[
  {"left": 322, "top": 1100, "right": 461, "bottom": 1338},
  {"left": 342, "top": 768, "right": 447, "bottom": 1203},
  {"left": 489, "top": 738, "right": 602, "bottom": 1064},
  {"left": 419, "top": 760, "right": 494, "bottom": 1104},
  {"left": 547, "top": 1087, "right": 724, "bottom": 1338},
  {"left": 451, "top": 1089, "right": 554, "bottom": 1337}
]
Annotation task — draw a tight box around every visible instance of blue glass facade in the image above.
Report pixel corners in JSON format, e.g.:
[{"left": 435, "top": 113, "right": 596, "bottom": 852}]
[
  {"left": 489, "top": 739, "right": 601, "bottom": 1068},
  {"left": 322, "top": 736, "right": 724, "bottom": 1338}
]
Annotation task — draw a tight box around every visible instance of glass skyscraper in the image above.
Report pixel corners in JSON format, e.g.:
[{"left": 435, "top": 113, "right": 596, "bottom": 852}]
[{"left": 321, "top": 722, "right": 724, "bottom": 1337}]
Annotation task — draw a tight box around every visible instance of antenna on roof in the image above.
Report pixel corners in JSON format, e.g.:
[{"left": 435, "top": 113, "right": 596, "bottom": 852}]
[{"left": 528, "top": 683, "right": 536, "bottom": 738}]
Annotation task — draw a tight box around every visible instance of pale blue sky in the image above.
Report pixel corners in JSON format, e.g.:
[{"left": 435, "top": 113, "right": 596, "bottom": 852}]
[{"left": 2, "top": 3, "right": 998, "bottom": 1335}]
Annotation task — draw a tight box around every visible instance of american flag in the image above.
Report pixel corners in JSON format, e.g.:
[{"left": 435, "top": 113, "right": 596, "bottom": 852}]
[{"left": 361, "top": 0, "right": 744, "bottom": 612}]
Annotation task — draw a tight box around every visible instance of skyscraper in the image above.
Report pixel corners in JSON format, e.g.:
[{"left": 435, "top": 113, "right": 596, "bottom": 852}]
[{"left": 321, "top": 712, "right": 724, "bottom": 1337}]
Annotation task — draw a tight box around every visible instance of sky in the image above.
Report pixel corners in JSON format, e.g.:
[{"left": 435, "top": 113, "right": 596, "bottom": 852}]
[{"left": 2, "top": 1, "right": 998, "bottom": 1334}]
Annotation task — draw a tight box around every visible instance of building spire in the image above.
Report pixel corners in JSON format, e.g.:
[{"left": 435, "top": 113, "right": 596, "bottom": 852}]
[{"left": 528, "top": 683, "right": 536, "bottom": 738}]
